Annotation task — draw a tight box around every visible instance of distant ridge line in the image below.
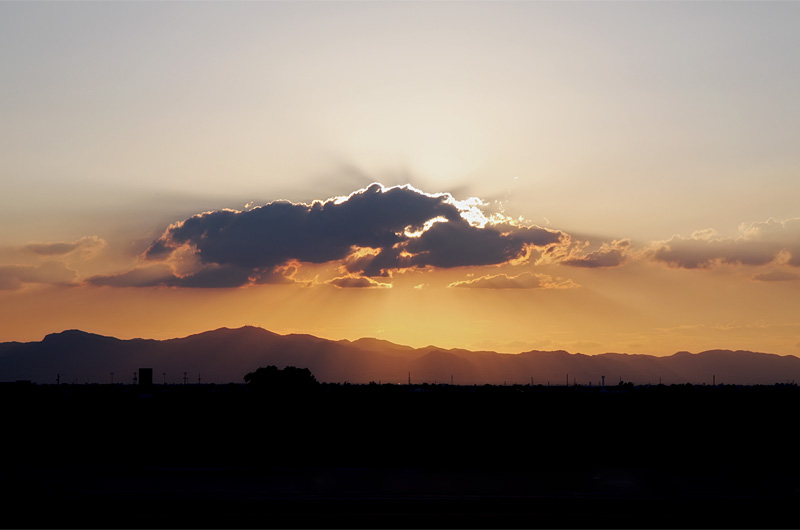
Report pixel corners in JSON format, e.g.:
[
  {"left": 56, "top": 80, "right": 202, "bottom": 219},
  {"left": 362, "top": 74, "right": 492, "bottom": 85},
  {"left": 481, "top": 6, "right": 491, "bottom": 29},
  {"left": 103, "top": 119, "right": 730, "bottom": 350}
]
[{"left": 1, "top": 326, "right": 799, "bottom": 386}]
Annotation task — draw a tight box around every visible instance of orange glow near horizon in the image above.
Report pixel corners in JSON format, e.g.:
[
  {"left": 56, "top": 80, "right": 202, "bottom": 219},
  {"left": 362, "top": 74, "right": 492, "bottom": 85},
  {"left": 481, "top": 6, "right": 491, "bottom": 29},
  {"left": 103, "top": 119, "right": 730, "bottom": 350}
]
[{"left": 2, "top": 253, "right": 800, "bottom": 358}]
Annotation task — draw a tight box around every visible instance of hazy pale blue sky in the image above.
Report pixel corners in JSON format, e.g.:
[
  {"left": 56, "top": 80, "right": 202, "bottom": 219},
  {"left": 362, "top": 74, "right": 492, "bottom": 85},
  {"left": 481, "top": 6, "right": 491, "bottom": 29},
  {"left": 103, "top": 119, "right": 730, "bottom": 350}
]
[{"left": 4, "top": 1, "right": 800, "bottom": 242}]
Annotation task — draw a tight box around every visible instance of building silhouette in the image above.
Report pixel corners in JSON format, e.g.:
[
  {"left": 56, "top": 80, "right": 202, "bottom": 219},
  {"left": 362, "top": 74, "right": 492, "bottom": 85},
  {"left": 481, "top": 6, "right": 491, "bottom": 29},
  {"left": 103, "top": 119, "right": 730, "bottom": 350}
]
[{"left": 139, "top": 368, "right": 153, "bottom": 387}]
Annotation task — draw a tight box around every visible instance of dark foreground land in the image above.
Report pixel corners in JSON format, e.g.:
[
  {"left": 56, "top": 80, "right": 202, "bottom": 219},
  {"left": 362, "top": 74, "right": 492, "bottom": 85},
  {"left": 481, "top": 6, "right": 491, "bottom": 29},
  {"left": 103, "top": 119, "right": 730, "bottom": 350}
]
[{"left": 3, "top": 382, "right": 800, "bottom": 528}]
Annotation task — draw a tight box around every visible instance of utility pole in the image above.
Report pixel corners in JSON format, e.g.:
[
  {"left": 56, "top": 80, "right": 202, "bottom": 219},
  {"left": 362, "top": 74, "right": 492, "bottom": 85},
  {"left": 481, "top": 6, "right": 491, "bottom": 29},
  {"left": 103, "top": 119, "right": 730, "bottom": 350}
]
[
  {"left": 56, "top": 373, "right": 60, "bottom": 386},
  {"left": 183, "top": 372, "right": 188, "bottom": 385},
  {"left": 162, "top": 372, "right": 166, "bottom": 385},
  {"left": 133, "top": 372, "right": 137, "bottom": 385},
  {"left": 408, "top": 372, "right": 411, "bottom": 385},
  {"left": 110, "top": 372, "right": 114, "bottom": 385}
]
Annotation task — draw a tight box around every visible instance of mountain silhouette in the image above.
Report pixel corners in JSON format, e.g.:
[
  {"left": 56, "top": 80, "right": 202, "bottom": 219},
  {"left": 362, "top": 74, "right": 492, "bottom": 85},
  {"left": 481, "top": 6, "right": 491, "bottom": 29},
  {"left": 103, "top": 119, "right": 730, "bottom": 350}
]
[{"left": 2, "top": 326, "right": 800, "bottom": 385}]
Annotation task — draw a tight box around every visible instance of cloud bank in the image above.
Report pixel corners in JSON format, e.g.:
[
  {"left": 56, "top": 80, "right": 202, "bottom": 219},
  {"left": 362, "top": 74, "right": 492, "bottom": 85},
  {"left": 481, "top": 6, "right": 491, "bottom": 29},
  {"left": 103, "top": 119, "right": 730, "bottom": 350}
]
[
  {"left": 102, "top": 183, "right": 567, "bottom": 288},
  {"left": 651, "top": 218, "right": 800, "bottom": 270},
  {"left": 752, "top": 270, "right": 799, "bottom": 282},
  {"left": 0, "top": 261, "right": 77, "bottom": 290},
  {"left": 86, "top": 263, "right": 258, "bottom": 288}
]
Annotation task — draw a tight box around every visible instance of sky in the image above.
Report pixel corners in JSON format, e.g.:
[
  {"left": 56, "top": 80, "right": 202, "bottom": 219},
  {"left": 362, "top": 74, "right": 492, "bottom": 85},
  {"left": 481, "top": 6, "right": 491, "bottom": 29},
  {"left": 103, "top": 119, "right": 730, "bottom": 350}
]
[{"left": 2, "top": 1, "right": 800, "bottom": 356}]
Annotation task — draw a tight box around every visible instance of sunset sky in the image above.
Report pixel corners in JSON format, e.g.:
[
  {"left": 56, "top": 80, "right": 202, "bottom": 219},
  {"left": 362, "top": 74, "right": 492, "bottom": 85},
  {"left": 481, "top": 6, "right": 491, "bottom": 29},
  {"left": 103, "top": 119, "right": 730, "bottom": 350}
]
[{"left": 2, "top": 1, "right": 800, "bottom": 356}]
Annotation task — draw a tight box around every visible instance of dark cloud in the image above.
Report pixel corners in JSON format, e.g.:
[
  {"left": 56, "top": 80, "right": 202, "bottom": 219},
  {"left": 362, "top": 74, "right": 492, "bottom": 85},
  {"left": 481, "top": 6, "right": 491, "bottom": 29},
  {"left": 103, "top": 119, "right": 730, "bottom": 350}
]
[
  {"left": 562, "top": 240, "right": 630, "bottom": 268},
  {"left": 447, "top": 272, "right": 577, "bottom": 290},
  {"left": 328, "top": 276, "right": 392, "bottom": 289},
  {"left": 253, "top": 262, "right": 305, "bottom": 285},
  {"left": 0, "top": 261, "right": 77, "bottom": 290},
  {"left": 25, "top": 236, "right": 106, "bottom": 257},
  {"left": 752, "top": 270, "right": 799, "bottom": 282},
  {"left": 138, "top": 183, "right": 567, "bottom": 288},
  {"left": 145, "top": 184, "right": 460, "bottom": 268},
  {"left": 167, "top": 264, "right": 255, "bottom": 288},
  {"left": 404, "top": 221, "right": 561, "bottom": 270}
]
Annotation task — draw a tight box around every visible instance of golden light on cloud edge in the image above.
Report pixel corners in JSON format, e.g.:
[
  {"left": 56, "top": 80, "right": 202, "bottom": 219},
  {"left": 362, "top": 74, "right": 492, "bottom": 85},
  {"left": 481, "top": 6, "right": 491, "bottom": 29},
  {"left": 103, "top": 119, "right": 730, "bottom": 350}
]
[{"left": 447, "top": 272, "right": 578, "bottom": 290}]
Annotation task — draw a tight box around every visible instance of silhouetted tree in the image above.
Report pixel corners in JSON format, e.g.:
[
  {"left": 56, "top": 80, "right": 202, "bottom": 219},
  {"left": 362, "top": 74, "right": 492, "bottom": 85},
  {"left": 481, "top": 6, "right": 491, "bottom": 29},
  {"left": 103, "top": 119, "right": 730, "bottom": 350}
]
[{"left": 244, "top": 365, "right": 318, "bottom": 391}]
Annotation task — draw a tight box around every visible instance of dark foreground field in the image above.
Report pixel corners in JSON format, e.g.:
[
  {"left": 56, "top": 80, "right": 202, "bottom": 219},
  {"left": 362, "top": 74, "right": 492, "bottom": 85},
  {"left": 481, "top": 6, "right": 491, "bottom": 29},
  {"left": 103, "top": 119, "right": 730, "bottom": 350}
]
[{"left": 3, "top": 382, "right": 800, "bottom": 528}]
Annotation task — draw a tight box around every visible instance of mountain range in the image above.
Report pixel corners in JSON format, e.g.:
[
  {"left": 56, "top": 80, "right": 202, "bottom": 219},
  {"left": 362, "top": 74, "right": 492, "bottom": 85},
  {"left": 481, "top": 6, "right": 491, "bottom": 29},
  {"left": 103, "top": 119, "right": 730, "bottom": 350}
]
[{"left": 2, "top": 326, "right": 799, "bottom": 386}]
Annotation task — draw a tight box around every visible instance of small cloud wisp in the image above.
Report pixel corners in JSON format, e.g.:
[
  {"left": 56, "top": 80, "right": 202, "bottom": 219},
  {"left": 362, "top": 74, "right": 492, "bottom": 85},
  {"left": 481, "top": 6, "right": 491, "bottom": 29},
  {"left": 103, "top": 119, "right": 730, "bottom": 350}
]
[{"left": 447, "top": 272, "right": 578, "bottom": 290}]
